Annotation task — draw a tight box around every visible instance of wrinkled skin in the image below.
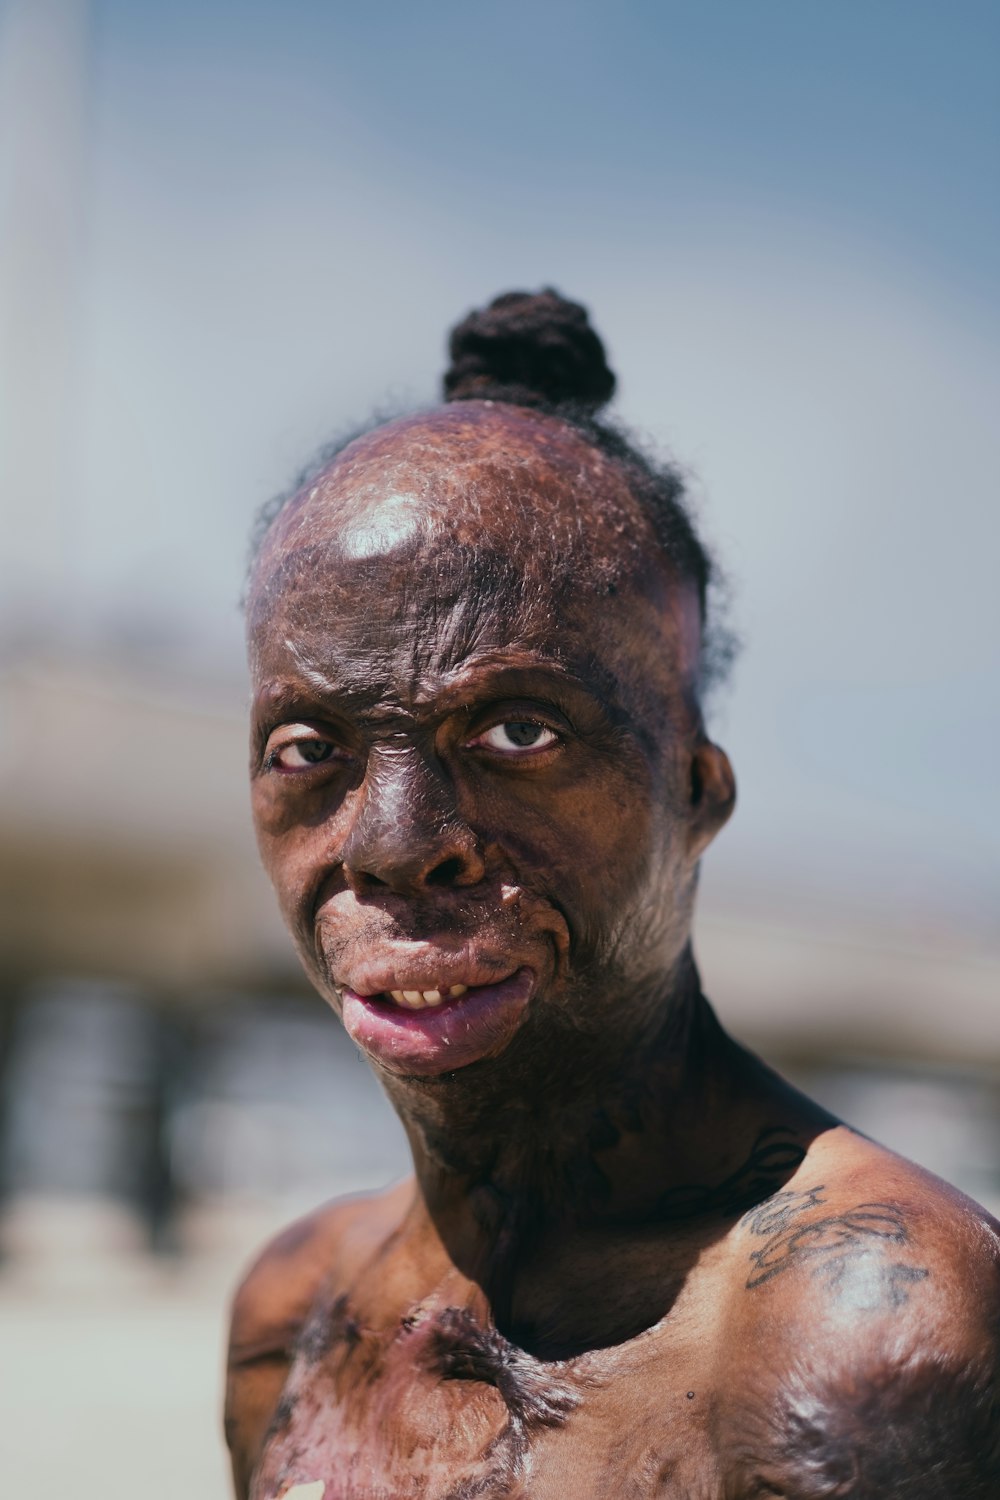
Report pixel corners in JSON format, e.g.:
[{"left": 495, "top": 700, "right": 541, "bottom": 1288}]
[{"left": 229, "top": 404, "right": 1000, "bottom": 1499}]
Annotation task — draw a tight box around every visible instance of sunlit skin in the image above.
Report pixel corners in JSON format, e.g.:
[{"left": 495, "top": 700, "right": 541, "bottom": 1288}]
[{"left": 228, "top": 403, "right": 1000, "bottom": 1498}]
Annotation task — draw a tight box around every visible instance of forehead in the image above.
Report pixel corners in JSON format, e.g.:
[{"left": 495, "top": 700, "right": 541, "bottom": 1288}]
[
  {"left": 257, "top": 404, "right": 648, "bottom": 574},
  {"left": 248, "top": 405, "right": 700, "bottom": 710}
]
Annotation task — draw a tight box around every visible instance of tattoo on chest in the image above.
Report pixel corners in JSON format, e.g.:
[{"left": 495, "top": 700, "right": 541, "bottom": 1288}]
[{"left": 740, "top": 1185, "right": 930, "bottom": 1306}]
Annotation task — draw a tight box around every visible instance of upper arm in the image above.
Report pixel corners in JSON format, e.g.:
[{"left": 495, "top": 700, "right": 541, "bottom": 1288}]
[
  {"left": 731, "top": 1342, "right": 1000, "bottom": 1499},
  {"left": 223, "top": 1181, "right": 413, "bottom": 1498},
  {"left": 225, "top": 1331, "right": 294, "bottom": 1500},
  {"left": 223, "top": 1198, "right": 367, "bottom": 1498},
  {"left": 224, "top": 1210, "right": 330, "bottom": 1499},
  {"left": 723, "top": 1169, "right": 1000, "bottom": 1497}
]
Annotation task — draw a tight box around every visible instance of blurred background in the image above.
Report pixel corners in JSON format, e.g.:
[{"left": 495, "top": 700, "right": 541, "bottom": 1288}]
[{"left": 0, "top": 1, "right": 997, "bottom": 1494}]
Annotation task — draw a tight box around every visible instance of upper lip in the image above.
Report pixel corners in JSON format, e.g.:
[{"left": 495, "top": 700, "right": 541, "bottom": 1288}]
[{"left": 339, "top": 945, "right": 529, "bottom": 999}]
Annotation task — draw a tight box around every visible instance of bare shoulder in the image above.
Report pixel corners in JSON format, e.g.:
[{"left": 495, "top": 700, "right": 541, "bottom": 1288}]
[
  {"left": 719, "top": 1125, "right": 1000, "bottom": 1496},
  {"left": 227, "top": 1175, "right": 414, "bottom": 1356},
  {"left": 729, "top": 1125, "right": 1000, "bottom": 1313},
  {"left": 224, "top": 1177, "right": 412, "bottom": 1498}
]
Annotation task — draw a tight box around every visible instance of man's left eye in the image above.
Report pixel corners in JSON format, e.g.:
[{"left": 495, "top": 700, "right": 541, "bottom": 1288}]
[{"left": 473, "top": 721, "right": 558, "bottom": 754}]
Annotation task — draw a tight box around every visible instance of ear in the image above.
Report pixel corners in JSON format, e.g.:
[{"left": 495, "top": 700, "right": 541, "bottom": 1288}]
[{"left": 686, "top": 739, "right": 736, "bottom": 859}]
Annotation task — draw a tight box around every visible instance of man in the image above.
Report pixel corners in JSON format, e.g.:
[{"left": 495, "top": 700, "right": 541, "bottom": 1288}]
[{"left": 226, "top": 291, "right": 1000, "bottom": 1497}]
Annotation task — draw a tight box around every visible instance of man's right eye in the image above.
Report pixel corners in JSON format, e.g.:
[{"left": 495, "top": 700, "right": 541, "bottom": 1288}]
[{"left": 263, "top": 727, "right": 343, "bottom": 773}]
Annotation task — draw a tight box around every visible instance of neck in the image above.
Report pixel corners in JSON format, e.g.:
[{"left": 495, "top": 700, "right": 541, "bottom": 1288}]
[{"left": 380, "top": 950, "right": 742, "bottom": 1287}]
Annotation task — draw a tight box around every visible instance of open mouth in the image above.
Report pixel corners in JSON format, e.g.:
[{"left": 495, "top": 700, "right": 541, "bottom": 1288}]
[
  {"left": 378, "top": 983, "right": 471, "bottom": 1010},
  {"left": 339, "top": 967, "right": 536, "bottom": 1075}
]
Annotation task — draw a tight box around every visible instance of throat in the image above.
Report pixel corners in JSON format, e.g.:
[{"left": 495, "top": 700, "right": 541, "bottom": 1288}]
[
  {"left": 410, "top": 971, "right": 727, "bottom": 1188},
  {"left": 382, "top": 968, "right": 749, "bottom": 1333}
]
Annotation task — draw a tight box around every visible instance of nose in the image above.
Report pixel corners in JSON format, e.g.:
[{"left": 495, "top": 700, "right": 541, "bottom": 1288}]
[{"left": 340, "top": 747, "right": 486, "bottom": 896}]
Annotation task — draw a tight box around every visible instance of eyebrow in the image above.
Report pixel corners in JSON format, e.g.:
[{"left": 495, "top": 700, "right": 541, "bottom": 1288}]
[
  {"left": 434, "top": 651, "right": 624, "bottom": 707},
  {"left": 252, "top": 650, "right": 629, "bottom": 731}
]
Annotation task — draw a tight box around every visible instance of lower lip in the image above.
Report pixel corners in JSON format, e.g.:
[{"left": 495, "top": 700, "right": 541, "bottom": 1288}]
[{"left": 340, "top": 968, "right": 535, "bottom": 1076}]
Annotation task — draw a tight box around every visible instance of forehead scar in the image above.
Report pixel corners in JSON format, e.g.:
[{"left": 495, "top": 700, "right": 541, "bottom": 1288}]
[
  {"left": 269, "top": 633, "right": 355, "bottom": 702},
  {"left": 336, "top": 491, "right": 426, "bottom": 561},
  {"left": 280, "top": 637, "right": 343, "bottom": 696}
]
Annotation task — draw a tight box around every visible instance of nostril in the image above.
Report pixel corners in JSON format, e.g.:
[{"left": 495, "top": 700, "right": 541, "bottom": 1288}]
[{"left": 427, "top": 856, "right": 465, "bottom": 887}]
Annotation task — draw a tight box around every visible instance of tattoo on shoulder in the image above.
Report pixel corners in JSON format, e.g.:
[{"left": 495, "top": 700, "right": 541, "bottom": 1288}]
[{"left": 741, "top": 1185, "right": 930, "bottom": 1306}]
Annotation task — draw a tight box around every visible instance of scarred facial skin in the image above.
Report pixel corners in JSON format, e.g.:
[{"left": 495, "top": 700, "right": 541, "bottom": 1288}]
[
  {"left": 248, "top": 403, "right": 733, "bottom": 1087},
  {"left": 230, "top": 403, "right": 1000, "bottom": 1500}
]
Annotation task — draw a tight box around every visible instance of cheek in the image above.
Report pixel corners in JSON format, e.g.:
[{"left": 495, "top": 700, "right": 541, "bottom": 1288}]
[
  {"left": 251, "top": 782, "right": 345, "bottom": 924},
  {"left": 472, "top": 763, "right": 665, "bottom": 913}
]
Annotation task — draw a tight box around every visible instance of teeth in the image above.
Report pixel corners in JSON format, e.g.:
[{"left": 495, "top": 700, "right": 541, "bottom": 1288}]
[
  {"left": 386, "top": 984, "right": 469, "bottom": 1009},
  {"left": 388, "top": 989, "right": 423, "bottom": 1009}
]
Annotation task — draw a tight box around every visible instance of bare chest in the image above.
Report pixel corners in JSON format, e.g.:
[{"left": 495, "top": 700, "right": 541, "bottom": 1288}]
[{"left": 250, "top": 1297, "right": 721, "bottom": 1500}]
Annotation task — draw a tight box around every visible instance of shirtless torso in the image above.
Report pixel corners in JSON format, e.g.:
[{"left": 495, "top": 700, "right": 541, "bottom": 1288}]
[{"left": 226, "top": 1072, "right": 1000, "bottom": 1498}]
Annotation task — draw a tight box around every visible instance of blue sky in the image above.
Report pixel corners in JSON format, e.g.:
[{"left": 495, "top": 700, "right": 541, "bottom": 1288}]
[
  {"left": 95, "top": 0, "right": 998, "bottom": 291},
  {"left": 3, "top": 0, "right": 998, "bottom": 936}
]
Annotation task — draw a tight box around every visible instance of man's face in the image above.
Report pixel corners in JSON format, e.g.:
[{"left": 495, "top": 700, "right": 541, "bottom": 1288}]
[{"left": 247, "top": 405, "right": 732, "bottom": 1081}]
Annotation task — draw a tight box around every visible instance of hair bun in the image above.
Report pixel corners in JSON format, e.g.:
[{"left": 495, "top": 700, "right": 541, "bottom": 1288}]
[{"left": 443, "top": 288, "right": 616, "bottom": 415}]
